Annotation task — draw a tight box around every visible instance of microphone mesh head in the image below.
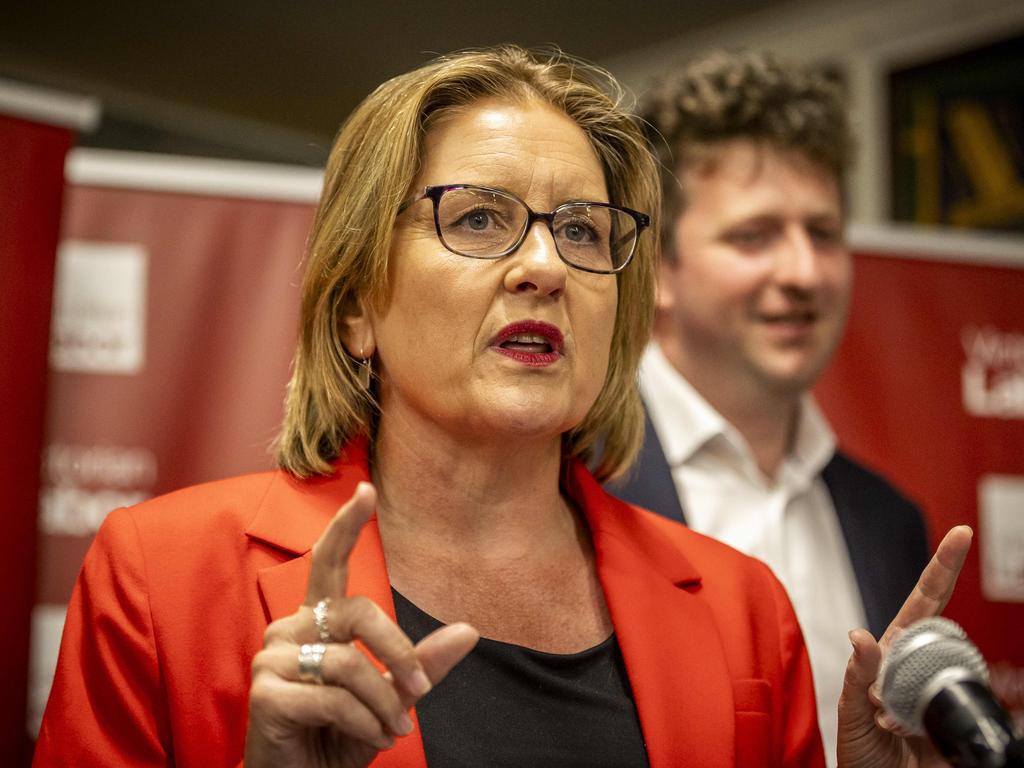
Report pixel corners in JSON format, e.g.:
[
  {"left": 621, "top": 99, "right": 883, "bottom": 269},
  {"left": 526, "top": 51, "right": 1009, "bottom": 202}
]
[{"left": 879, "top": 617, "right": 989, "bottom": 732}]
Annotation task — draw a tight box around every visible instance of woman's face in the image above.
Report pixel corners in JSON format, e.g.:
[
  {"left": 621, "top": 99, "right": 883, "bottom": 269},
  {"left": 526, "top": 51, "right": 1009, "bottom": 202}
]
[{"left": 364, "top": 98, "right": 618, "bottom": 444}]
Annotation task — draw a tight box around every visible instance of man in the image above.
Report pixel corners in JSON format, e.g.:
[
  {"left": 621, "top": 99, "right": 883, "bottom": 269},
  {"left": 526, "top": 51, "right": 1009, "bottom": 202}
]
[{"left": 613, "top": 51, "right": 929, "bottom": 764}]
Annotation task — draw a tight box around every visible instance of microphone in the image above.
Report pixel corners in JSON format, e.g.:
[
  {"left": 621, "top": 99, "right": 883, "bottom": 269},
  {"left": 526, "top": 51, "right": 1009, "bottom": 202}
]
[{"left": 879, "top": 616, "right": 1023, "bottom": 768}]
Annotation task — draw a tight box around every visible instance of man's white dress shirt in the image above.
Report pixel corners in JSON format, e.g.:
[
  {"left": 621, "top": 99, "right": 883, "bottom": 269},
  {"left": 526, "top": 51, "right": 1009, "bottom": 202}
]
[{"left": 640, "top": 342, "right": 866, "bottom": 766}]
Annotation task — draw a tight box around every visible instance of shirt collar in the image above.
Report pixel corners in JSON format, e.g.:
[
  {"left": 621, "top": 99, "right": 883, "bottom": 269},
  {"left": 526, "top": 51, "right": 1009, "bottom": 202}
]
[
  {"left": 786, "top": 395, "right": 836, "bottom": 485},
  {"left": 639, "top": 342, "right": 730, "bottom": 466},
  {"left": 639, "top": 341, "right": 836, "bottom": 482}
]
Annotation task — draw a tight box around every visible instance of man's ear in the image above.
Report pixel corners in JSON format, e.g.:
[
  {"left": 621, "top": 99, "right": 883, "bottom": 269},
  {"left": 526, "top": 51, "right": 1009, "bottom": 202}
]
[
  {"left": 339, "top": 294, "right": 376, "bottom": 360},
  {"left": 655, "top": 257, "right": 679, "bottom": 313}
]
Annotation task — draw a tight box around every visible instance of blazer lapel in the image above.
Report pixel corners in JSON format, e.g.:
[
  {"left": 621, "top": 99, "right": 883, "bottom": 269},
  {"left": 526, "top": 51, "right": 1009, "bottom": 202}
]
[
  {"left": 822, "top": 452, "right": 924, "bottom": 640},
  {"left": 568, "top": 461, "right": 734, "bottom": 768},
  {"left": 244, "top": 438, "right": 429, "bottom": 768},
  {"left": 346, "top": 519, "right": 429, "bottom": 768}
]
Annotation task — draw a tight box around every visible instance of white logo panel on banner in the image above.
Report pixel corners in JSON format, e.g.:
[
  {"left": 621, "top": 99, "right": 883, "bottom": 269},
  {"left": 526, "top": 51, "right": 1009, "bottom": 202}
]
[
  {"left": 961, "top": 326, "right": 1024, "bottom": 419},
  {"left": 27, "top": 605, "right": 67, "bottom": 738},
  {"left": 979, "top": 474, "right": 1024, "bottom": 602},
  {"left": 39, "top": 443, "right": 156, "bottom": 537},
  {"left": 50, "top": 240, "right": 148, "bottom": 374}
]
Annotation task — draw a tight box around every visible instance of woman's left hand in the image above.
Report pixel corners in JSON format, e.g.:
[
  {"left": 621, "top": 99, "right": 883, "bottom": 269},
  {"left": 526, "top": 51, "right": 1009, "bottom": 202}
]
[{"left": 835, "top": 525, "right": 973, "bottom": 768}]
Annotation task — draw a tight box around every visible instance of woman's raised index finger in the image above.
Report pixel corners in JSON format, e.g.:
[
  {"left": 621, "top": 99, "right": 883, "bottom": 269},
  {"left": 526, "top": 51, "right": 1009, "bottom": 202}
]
[
  {"left": 882, "top": 525, "right": 973, "bottom": 648},
  {"left": 304, "top": 481, "right": 377, "bottom": 604}
]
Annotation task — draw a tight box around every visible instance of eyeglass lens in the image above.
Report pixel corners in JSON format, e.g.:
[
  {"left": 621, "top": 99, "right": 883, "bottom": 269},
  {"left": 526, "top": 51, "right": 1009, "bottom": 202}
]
[{"left": 435, "top": 187, "right": 637, "bottom": 272}]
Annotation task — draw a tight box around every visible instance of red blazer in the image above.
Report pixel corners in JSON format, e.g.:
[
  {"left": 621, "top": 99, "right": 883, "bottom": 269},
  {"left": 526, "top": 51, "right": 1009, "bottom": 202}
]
[{"left": 34, "top": 437, "right": 824, "bottom": 767}]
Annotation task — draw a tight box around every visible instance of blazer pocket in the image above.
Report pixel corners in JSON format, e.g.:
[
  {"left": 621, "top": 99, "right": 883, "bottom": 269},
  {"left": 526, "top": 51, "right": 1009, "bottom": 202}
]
[{"left": 733, "top": 678, "right": 772, "bottom": 767}]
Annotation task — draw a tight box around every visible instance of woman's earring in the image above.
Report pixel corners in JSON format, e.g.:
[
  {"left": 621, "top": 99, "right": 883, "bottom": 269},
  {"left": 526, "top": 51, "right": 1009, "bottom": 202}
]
[{"left": 357, "top": 354, "right": 372, "bottom": 391}]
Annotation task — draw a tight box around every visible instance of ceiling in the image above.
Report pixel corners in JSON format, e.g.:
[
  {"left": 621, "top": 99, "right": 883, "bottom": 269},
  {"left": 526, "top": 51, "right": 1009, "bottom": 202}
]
[{"left": 3, "top": 1, "right": 781, "bottom": 164}]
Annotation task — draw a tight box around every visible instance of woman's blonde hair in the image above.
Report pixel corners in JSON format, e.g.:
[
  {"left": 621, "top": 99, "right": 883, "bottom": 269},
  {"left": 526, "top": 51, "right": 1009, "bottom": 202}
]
[{"left": 275, "top": 45, "right": 659, "bottom": 481}]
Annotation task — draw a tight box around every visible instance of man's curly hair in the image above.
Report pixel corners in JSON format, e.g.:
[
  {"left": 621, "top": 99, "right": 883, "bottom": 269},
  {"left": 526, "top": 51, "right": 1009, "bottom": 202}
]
[{"left": 640, "top": 50, "right": 855, "bottom": 258}]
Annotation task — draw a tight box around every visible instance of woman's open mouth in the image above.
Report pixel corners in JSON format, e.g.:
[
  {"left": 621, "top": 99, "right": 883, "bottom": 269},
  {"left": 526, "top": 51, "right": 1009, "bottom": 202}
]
[{"left": 491, "top": 321, "right": 564, "bottom": 366}]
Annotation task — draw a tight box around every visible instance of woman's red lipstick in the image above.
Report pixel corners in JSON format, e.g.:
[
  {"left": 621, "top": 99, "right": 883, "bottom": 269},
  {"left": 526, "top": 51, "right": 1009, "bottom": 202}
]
[{"left": 491, "top": 321, "right": 564, "bottom": 367}]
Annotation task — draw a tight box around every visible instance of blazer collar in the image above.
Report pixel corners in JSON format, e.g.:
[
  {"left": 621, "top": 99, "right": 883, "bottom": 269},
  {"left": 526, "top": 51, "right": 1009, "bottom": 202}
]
[
  {"left": 246, "top": 441, "right": 735, "bottom": 768},
  {"left": 246, "top": 435, "right": 401, "bottom": 619},
  {"left": 245, "top": 436, "right": 372, "bottom": 556}
]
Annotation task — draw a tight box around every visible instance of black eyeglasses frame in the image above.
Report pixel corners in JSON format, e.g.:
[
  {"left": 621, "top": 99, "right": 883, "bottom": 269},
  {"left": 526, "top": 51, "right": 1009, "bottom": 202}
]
[{"left": 402, "top": 183, "right": 650, "bottom": 275}]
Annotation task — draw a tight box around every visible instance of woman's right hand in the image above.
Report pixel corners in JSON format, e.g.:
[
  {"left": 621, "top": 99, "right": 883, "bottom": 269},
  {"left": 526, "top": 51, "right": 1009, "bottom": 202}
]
[{"left": 244, "top": 482, "right": 479, "bottom": 768}]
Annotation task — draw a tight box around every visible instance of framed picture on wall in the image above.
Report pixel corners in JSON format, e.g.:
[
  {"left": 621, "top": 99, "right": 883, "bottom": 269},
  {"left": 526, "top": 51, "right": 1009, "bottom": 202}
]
[{"left": 889, "top": 33, "right": 1024, "bottom": 233}]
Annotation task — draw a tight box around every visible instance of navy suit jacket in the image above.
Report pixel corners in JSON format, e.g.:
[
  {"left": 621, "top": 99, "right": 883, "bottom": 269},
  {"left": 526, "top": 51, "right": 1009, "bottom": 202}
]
[{"left": 610, "top": 407, "right": 930, "bottom": 639}]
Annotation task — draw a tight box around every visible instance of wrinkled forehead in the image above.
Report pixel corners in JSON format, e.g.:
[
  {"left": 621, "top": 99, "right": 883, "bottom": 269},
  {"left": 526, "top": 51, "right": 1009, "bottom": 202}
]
[{"left": 414, "top": 97, "right": 610, "bottom": 207}]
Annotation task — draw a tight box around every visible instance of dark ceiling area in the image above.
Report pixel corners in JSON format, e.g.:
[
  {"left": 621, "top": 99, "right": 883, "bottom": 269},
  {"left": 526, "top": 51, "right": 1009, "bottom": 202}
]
[{"left": 3, "top": 1, "right": 780, "bottom": 165}]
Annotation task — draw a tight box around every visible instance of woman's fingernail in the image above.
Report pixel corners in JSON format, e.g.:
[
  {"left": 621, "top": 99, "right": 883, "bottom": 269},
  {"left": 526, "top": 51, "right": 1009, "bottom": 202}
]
[
  {"left": 376, "top": 734, "right": 395, "bottom": 750},
  {"left": 409, "top": 669, "right": 432, "bottom": 696},
  {"left": 394, "top": 713, "right": 414, "bottom": 736}
]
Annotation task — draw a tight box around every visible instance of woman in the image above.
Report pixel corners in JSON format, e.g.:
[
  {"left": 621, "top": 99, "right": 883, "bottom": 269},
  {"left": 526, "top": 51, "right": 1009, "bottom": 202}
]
[{"left": 34, "top": 46, "right": 969, "bottom": 768}]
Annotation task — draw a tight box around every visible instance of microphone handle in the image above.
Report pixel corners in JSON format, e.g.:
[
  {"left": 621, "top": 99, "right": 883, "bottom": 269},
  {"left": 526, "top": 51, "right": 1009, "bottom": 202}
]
[{"left": 923, "top": 680, "right": 1024, "bottom": 768}]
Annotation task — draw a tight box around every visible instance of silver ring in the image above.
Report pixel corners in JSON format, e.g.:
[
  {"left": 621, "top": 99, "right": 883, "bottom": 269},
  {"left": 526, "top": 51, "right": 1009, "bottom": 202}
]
[
  {"left": 313, "top": 597, "right": 333, "bottom": 643},
  {"left": 298, "top": 642, "right": 327, "bottom": 684}
]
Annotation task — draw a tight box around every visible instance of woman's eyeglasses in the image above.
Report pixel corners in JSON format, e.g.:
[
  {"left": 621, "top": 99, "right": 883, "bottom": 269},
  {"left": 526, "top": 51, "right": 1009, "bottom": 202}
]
[{"left": 403, "top": 184, "right": 649, "bottom": 275}]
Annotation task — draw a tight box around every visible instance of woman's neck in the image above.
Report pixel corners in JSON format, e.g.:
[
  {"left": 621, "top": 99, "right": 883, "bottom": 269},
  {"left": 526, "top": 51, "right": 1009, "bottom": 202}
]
[
  {"left": 369, "top": 408, "right": 611, "bottom": 652},
  {"left": 370, "top": 408, "right": 573, "bottom": 553}
]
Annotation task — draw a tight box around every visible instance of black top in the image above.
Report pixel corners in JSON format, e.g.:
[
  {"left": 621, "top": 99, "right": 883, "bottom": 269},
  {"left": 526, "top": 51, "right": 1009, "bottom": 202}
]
[{"left": 393, "top": 589, "right": 649, "bottom": 768}]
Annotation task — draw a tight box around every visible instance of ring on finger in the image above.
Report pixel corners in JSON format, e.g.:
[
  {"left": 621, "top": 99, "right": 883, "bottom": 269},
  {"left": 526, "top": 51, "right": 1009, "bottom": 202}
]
[
  {"left": 313, "top": 597, "right": 333, "bottom": 643},
  {"left": 297, "top": 642, "right": 327, "bottom": 685}
]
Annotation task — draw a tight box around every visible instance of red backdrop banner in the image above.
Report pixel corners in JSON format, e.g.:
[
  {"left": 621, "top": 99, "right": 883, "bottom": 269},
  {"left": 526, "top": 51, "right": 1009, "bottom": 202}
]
[
  {"left": 0, "top": 114, "right": 73, "bottom": 764},
  {"left": 29, "top": 157, "right": 318, "bottom": 737},
  {"left": 815, "top": 243, "right": 1024, "bottom": 724}
]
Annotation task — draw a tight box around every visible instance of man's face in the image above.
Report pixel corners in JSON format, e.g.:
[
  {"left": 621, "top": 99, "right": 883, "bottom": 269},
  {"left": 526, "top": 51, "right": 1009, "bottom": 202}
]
[{"left": 657, "top": 140, "right": 852, "bottom": 398}]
